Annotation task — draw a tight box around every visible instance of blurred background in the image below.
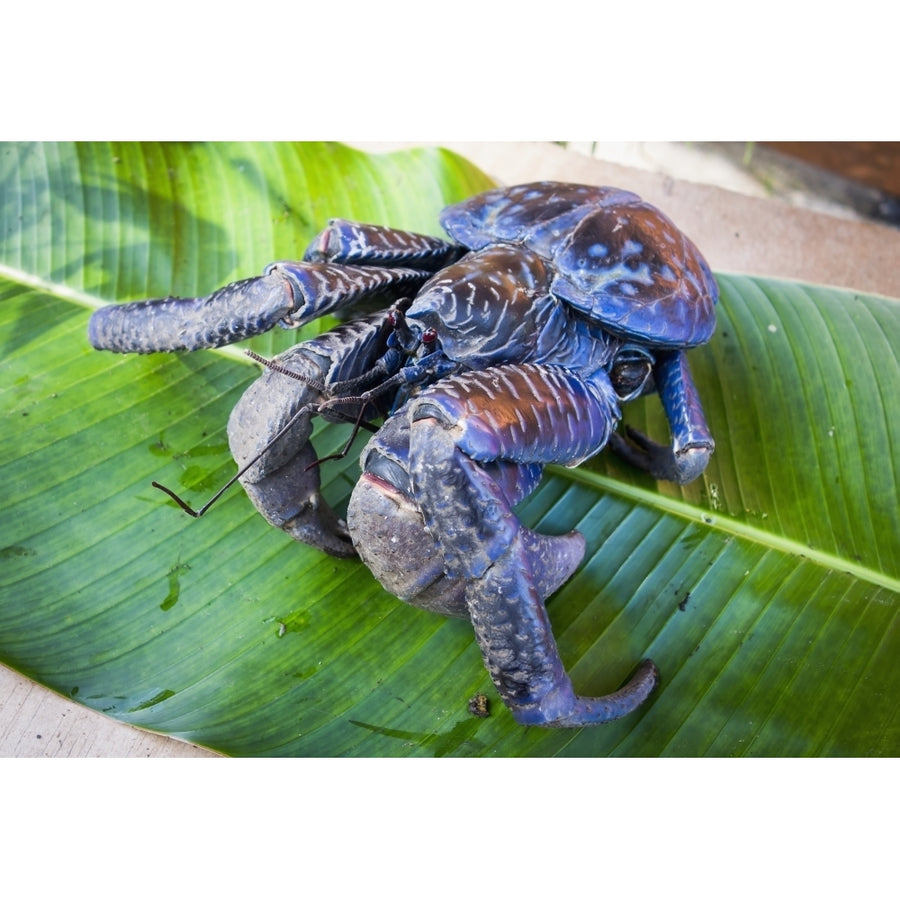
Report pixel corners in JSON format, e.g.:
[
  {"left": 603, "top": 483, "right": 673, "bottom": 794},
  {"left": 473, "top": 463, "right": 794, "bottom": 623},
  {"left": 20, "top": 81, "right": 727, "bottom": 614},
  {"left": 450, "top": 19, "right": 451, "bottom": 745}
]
[{"left": 562, "top": 142, "right": 900, "bottom": 228}]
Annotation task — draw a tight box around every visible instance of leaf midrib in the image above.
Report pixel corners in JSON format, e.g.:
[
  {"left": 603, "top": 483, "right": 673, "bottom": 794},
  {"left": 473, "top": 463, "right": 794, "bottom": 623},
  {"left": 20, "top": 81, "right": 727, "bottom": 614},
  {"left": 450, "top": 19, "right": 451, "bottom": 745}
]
[{"left": 557, "top": 465, "right": 900, "bottom": 593}]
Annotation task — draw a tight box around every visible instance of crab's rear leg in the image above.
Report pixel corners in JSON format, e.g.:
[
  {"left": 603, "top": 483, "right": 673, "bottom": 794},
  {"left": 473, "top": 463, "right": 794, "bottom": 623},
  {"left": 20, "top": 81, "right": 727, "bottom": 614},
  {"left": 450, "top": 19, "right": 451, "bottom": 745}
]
[
  {"left": 406, "top": 363, "right": 659, "bottom": 727},
  {"left": 88, "top": 221, "right": 463, "bottom": 353}
]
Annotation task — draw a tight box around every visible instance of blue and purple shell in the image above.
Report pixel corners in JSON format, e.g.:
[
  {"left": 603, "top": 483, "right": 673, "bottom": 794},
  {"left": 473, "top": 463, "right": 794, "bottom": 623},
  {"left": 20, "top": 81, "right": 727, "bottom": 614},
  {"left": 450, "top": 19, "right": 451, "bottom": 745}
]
[{"left": 441, "top": 181, "right": 718, "bottom": 349}]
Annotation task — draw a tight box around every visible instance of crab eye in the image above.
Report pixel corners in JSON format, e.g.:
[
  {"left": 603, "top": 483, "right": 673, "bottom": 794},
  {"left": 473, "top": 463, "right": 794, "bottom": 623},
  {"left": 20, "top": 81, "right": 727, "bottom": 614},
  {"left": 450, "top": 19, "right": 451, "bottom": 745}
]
[
  {"left": 422, "top": 327, "right": 437, "bottom": 346},
  {"left": 610, "top": 345, "right": 654, "bottom": 401},
  {"left": 387, "top": 309, "right": 402, "bottom": 328}
]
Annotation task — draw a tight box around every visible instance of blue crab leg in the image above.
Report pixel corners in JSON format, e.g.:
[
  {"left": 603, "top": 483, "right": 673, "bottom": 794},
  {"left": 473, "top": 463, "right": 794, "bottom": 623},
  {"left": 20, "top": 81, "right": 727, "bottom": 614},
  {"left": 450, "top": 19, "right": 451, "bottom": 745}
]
[
  {"left": 303, "top": 219, "right": 464, "bottom": 270},
  {"left": 89, "top": 220, "right": 464, "bottom": 354},
  {"left": 610, "top": 349, "right": 714, "bottom": 484},
  {"left": 88, "top": 264, "right": 430, "bottom": 353},
  {"left": 407, "top": 363, "right": 659, "bottom": 727}
]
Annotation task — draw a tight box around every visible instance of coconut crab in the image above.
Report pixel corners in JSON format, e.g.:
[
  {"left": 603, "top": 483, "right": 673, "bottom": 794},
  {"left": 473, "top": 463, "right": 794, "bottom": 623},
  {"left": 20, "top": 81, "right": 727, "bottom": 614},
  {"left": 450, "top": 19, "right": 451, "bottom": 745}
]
[{"left": 88, "top": 181, "right": 717, "bottom": 728}]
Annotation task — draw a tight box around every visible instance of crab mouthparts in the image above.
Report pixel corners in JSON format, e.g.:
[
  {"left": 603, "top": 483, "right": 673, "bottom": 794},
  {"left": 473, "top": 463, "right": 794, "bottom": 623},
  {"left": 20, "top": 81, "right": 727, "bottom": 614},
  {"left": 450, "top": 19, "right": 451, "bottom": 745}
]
[{"left": 388, "top": 308, "right": 436, "bottom": 357}]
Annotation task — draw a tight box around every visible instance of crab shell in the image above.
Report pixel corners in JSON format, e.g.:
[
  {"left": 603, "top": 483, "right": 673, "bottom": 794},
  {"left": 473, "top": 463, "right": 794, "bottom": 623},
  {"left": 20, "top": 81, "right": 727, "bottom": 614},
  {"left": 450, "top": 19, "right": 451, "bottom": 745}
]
[{"left": 440, "top": 181, "right": 718, "bottom": 349}]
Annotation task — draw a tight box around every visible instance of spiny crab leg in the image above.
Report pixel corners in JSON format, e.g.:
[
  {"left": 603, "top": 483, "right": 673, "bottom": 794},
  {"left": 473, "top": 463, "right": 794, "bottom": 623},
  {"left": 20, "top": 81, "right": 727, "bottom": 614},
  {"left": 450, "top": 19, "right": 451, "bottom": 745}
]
[
  {"left": 88, "top": 264, "right": 432, "bottom": 353},
  {"left": 405, "top": 362, "right": 661, "bottom": 726}
]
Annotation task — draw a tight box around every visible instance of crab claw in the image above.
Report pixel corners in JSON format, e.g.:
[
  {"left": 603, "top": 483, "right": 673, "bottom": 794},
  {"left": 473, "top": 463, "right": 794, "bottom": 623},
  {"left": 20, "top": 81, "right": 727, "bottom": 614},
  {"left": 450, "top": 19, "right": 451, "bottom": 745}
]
[
  {"left": 236, "top": 437, "right": 356, "bottom": 558},
  {"left": 348, "top": 467, "right": 586, "bottom": 618},
  {"left": 347, "top": 407, "right": 587, "bottom": 617},
  {"left": 225, "top": 313, "right": 400, "bottom": 559},
  {"left": 226, "top": 359, "right": 357, "bottom": 557}
]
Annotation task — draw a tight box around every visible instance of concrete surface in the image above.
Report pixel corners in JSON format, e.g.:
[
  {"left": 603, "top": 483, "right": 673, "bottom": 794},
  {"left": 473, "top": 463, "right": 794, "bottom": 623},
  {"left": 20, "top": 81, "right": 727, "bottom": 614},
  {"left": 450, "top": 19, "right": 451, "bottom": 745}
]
[{"left": 3, "top": 141, "right": 898, "bottom": 757}]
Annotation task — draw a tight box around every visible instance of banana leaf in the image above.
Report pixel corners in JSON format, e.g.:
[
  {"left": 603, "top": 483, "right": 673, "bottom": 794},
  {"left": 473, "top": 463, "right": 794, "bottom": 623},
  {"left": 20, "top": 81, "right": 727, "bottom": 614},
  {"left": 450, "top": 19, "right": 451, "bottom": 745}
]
[{"left": 1, "top": 141, "right": 897, "bottom": 756}]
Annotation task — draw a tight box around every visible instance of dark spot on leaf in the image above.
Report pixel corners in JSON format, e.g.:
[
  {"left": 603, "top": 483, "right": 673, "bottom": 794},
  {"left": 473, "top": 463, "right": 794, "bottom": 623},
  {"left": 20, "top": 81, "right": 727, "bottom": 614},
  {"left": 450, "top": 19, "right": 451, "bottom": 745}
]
[
  {"left": 1, "top": 545, "right": 36, "bottom": 558},
  {"left": 128, "top": 689, "right": 176, "bottom": 712},
  {"left": 350, "top": 717, "right": 486, "bottom": 757},
  {"left": 161, "top": 560, "right": 191, "bottom": 611},
  {"left": 148, "top": 434, "right": 169, "bottom": 456}
]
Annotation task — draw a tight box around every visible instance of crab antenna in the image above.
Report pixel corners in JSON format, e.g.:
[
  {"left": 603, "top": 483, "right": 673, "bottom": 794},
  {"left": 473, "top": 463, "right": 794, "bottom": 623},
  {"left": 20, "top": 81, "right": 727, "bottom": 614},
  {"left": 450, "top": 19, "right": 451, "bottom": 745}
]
[
  {"left": 324, "top": 368, "right": 412, "bottom": 411},
  {"left": 154, "top": 346, "right": 399, "bottom": 518},
  {"left": 308, "top": 400, "right": 381, "bottom": 468},
  {"left": 244, "top": 349, "right": 327, "bottom": 392},
  {"left": 151, "top": 400, "right": 320, "bottom": 518},
  {"left": 152, "top": 476, "right": 240, "bottom": 519},
  {"left": 151, "top": 393, "right": 381, "bottom": 518}
]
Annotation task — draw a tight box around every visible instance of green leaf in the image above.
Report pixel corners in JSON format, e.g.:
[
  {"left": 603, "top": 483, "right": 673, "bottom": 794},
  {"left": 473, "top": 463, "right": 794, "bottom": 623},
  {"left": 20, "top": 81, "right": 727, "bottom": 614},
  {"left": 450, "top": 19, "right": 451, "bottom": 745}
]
[{"left": 1, "top": 142, "right": 897, "bottom": 756}]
